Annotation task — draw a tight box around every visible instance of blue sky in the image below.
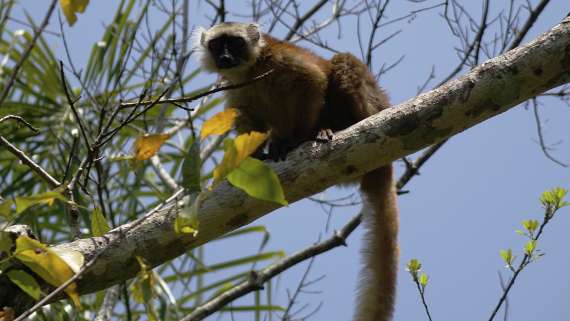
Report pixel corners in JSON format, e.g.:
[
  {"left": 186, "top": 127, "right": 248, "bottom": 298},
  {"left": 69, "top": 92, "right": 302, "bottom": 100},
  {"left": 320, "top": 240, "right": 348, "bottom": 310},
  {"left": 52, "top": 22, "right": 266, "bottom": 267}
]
[{"left": 16, "top": 1, "right": 570, "bottom": 321}]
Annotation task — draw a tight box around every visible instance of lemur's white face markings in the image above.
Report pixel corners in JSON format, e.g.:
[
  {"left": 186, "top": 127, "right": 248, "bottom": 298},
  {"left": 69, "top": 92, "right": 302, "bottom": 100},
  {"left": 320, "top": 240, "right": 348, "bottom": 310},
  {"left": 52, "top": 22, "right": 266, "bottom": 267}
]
[{"left": 193, "top": 22, "right": 265, "bottom": 74}]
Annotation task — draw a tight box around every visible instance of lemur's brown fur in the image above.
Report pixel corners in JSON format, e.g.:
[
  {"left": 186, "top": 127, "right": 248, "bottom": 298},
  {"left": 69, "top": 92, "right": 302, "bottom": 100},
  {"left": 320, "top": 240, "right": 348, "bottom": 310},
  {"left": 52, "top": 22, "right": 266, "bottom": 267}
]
[{"left": 198, "top": 23, "right": 399, "bottom": 321}]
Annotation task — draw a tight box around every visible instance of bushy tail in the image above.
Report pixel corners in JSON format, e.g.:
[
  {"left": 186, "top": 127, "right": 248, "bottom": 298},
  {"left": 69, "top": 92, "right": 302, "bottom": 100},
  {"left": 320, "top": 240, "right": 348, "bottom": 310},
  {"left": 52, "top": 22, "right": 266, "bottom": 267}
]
[{"left": 353, "top": 165, "right": 399, "bottom": 321}]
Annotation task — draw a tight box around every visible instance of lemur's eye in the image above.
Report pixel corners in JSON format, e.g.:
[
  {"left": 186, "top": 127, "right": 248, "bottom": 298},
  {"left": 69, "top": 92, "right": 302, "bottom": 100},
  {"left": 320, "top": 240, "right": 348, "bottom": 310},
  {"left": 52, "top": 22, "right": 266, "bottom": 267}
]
[
  {"left": 228, "top": 37, "right": 246, "bottom": 49},
  {"left": 208, "top": 38, "right": 222, "bottom": 52}
]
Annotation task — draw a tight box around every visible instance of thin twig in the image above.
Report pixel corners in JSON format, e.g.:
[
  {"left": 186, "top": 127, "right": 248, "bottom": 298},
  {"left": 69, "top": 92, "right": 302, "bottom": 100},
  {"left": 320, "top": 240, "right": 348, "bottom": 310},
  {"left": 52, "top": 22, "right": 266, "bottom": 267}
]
[
  {"left": 0, "top": 136, "right": 61, "bottom": 188},
  {"left": 412, "top": 277, "right": 433, "bottom": 321},
  {"left": 396, "top": 140, "right": 446, "bottom": 191},
  {"left": 488, "top": 211, "right": 552, "bottom": 321},
  {"left": 0, "top": 115, "right": 38, "bottom": 132},
  {"left": 531, "top": 99, "right": 568, "bottom": 167},
  {"left": 285, "top": 0, "right": 329, "bottom": 40},
  {"left": 497, "top": 272, "right": 509, "bottom": 321},
  {"left": 0, "top": 0, "right": 58, "bottom": 107},
  {"left": 179, "top": 212, "right": 361, "bottom": 321},
  {"left": 508, "top": 0, "right": 551, "bottom": 50},
  {"left": 398, "top": 0, "right": 552, "bottom": 190},
  {"left": 59, "top": 61, "right": 92, "bottom": 151},
  {"left": 119, "top": 70, "right": 274, "bottom": 109}
]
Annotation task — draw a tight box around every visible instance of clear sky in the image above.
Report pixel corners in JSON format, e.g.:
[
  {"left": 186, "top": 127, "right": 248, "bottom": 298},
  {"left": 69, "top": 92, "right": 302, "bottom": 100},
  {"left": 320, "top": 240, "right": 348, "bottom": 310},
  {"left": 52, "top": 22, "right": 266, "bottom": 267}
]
[{"left": 17, "top": 1, "right": 570, "bottom": 321}]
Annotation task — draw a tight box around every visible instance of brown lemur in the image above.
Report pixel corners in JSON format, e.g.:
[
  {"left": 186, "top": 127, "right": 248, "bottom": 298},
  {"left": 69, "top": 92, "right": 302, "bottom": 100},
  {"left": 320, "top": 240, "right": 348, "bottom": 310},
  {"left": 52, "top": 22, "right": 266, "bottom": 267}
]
[{"left": 195, "top": 22, "right": 399, "bottom": 321}]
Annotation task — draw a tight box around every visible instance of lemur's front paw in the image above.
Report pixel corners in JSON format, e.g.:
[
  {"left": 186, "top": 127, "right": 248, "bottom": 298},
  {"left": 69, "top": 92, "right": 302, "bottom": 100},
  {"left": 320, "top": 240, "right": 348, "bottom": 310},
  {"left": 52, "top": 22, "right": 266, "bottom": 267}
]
[{"left": 316, "top": 128, "right": 334, "bottom": 142}]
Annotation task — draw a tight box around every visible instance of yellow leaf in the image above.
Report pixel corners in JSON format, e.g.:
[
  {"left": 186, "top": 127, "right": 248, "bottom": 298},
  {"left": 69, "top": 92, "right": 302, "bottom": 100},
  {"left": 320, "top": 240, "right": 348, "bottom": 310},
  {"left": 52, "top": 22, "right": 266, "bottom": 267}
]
[
  {"left": 14, "top": 236, "right": 82, "bottom": 307},
  {"left": 200, "top": 108, "right": 238, "bottom": 139},
  {"left": 60, "top": 0, "right": 89, "bottom": 26},
  {"left": 234, "top": 131, "right": 268, "bottom": 163},
  {"left": 213, "top": 140, "right": 238, "bottom": 185},
  {"left": 133, "top": 133, "right": 172, "bottom": 161},
  {"left": 51, "top": 247, "right": 85, "bottom": 274},
  {"left": 212, "top": 132, "right": 268, "bottom": 186}
]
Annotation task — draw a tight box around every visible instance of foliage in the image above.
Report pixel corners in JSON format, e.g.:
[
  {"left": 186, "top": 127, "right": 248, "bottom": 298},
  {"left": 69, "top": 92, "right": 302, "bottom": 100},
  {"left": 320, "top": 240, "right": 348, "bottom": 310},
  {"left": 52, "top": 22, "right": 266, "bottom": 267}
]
[
  {"left": 0, "top": 1, "right": 287, "bottom": 319},
  {"left": 407, "top": 188, "right": 569, "bottom": 321}
]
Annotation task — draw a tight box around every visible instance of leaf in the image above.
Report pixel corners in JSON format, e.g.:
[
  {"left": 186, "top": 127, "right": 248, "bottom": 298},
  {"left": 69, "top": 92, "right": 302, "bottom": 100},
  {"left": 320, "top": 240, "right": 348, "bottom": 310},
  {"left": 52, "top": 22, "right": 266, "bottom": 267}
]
[
  {"left": 50, "top": 247, "right": 85, "bottom": 274},
  {"left": 212, "top": 139, "right": 238, "bottom": 185},
  {"left": 540, "top": 187, "right": 568, "bottom": 210},
  {"left": 0, "top": 231, "right": 12, "bottom": 253},
  {"left": 419, "top": 273, "right": 429, "bottom": 287},
  {"left": 90, "top": 207, "right": 111, "bottom": 237},
  {"left": 131, "top": 256, "right": 159, "bottom": 321},
  {"left": 60, "top": 0, "right": 89, "bottom": 26},
  {"left": 0, "top": 199, "right": 13, "bottom": 218},
  {"left": 500, "top": 249, "right": 513, "bottom": 265},
  {"left": 212, "top": 132, "right": 268, "bottom": 186},
  {"left": 227, "top": 157, "right": 287, "bottom": 205},
  {"left": 524, "top": 240, "right": 537, "bottom": 256},
  {"left": 132, "top": 257, "right": 155, "bottom": 302},
  {"left": 234, "top": 131, "right": 268, "bottom": 163},
  {"left": 522, "top": 219, "right": 539, "bottom": 235},
  {"left": 200, "top": 108, "right": 238, "bottom": 139},
  {"left": 14, "top": 191, "right": 66, "bottom": 215},
  {"left": 181, "top": 140, "right": 201, "bottom": 192},
  {"left": 7, "top": 269, "right": 41, "bottom": 300},
  {"left": 406, "top": 258, "right": 422, "bottom": 273},
  {"left": 174, "top": 194, "right": 201, "bottom": 236},
  {"left": 133, "top": 133, "right": 172, "bottom": 161},
  {"left": 14, "top": 236, "right": 82, "bottom": 307}
]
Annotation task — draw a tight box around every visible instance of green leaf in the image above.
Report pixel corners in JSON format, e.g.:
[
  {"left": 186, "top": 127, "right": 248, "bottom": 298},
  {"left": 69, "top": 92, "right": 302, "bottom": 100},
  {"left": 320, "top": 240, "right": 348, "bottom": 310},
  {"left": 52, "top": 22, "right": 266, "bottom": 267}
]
[
  {"left": 406, "top": 258, "right": 421, "bottom": 273},
  {"left": 500, "top": 249, "right": 513, "bottom": 265},
  {"left": 7, "top": 269, "right": 41, "bottom": 300},
  {"left": 174, "top": 194, "right": 201, "bottom": 235},
  {"left": 540, "top": 187, "right": 568, "bottom": 210},
  {"left": 522, "top": 219, "right": 539, "bottom": 235},
  {"left": 14, "top": 191, "right": 66, "bottom": 215},
  {"left": 90, "top": 207, "right": 111, "bottom": 237},
  {"left": 181, "top": 140, "right": 201, "bottom": 193},
  {"left": 524, "top": 240, "right": 537, "bottom": 256},
  {"left": 218, "top": 225, "right": 269, "bottom": 241},
  {"left": 419, "top": 273, "right": 429, "bottom": 287},
  {"left": 131, "top": 256, "right": 160, "bottom": 321},
  {"left": 212, "top": 132, "right": 268, "bottom": 186},
  {"left": 0, "top": 199, "right": 13, "bottom": 218},
  {"left": 179, "top": 273, "right": 248, "bottom": 305},
  {"left": 227, "top": 157, "right": 287, "bottom": 206},
  {"left": 164, "top": 251, "right": 285, "bottom": 282},
  {"left": 220, "top": 305, "right": 285, "bottom": 312},
  {"left": 0, "top": 231, "right": 13, "bottom": 253}
]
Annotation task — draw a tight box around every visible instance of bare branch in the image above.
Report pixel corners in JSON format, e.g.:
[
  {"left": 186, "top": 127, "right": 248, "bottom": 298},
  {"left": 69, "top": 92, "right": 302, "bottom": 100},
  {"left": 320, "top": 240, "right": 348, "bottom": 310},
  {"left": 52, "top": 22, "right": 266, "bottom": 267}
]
[
  {"left": 531, "top": 98, "right": 568, "bottom": 167},
  {"left": 0, "top": 0, "right": 58, "bottom": 106},
  {"left": 180, "top": 213, "right": 361, "bottom": 321}
]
